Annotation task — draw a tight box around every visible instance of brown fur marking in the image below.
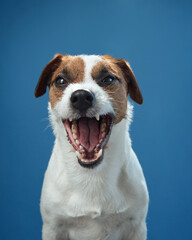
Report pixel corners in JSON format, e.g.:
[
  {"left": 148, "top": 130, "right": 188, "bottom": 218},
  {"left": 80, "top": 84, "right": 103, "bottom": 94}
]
[
  {"left": 35, "top": 54, "right": 64, "bottom": 98},
  {"left": 103, "top": 55, "right": 143, "bottom": 104},
  {"left": 49, "top": 56, "right": 85, "bottom": 108},
  {"left": 92, "top": 58, "right": 128, "bottom": 124}
]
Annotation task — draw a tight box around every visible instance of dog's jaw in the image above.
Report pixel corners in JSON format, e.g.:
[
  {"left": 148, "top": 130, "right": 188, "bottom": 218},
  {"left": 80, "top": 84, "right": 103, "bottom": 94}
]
[
  {"left": 48, "top": 100, "right": 133, "bottom": 173},
  {"left": 62, "top": 114, "right": 114, "bottom": 168}
]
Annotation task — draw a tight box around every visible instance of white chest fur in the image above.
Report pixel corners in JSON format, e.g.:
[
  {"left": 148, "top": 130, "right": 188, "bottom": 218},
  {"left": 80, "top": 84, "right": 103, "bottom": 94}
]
[{"left": 40, "top": 116, "right": 148, "bottom": 240}]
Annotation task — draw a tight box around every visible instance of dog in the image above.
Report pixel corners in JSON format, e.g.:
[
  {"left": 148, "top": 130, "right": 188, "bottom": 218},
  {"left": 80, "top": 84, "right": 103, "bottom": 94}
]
[{"left": 35, "top": 54, "right": 149, "bottom": 240}]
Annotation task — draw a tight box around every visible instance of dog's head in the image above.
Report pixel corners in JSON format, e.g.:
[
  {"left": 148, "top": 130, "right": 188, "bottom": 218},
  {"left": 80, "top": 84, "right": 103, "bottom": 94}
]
[{"left": 35, "top": 54, "right": 142, "bottom": 168}]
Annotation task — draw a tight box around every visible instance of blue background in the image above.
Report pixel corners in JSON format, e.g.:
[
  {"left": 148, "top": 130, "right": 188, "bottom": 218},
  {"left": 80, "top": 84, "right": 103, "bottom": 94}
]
[{"left": 0, "top": 0, "right": 192, "bottom": 239}]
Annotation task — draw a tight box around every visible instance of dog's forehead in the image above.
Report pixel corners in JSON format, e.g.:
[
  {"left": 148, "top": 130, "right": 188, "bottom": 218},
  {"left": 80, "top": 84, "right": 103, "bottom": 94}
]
[
  {"left": 53, "top": 55, "right": 120, "bottom": 82},
  {"left": 79, "top": 55, "right": 122, "bottom": 81},
  {"left": 79, "top": 55, "right": 102, "bottom": 78}
]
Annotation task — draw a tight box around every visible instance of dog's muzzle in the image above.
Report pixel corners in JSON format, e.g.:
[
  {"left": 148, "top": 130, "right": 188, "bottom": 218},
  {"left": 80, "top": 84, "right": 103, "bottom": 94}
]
[{"left": 62, "top": 89, "right": 114, "bottom": 168}]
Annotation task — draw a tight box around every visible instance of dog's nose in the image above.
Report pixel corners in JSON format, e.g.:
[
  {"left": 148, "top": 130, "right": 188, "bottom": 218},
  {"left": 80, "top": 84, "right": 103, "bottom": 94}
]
[{"left": 70, "top": 90, "right": 95, "bottom": 112}]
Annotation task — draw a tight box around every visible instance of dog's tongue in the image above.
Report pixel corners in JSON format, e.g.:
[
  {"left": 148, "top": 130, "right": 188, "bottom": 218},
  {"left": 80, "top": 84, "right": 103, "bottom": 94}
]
[{"left": 79, "top": 118, "right": 99, "bottom": 152}]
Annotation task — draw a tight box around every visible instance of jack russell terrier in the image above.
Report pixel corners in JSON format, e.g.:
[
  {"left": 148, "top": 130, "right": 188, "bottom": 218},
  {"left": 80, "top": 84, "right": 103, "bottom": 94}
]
[{"left": 35, "top": 54, "right": 149, "bottom": 240}]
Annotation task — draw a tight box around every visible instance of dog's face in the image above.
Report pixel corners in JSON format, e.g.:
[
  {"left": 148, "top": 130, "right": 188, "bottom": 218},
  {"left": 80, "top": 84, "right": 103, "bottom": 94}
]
[{"left": 35, "top": 54, "right": 142, "bottom": 168}]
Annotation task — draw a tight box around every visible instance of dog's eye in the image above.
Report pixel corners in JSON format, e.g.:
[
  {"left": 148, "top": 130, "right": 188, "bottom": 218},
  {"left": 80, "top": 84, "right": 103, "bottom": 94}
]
[
  {"left": 55, "top": 77, "right": 68, "bottom": 87},
  {"left": 99, "top": 76, "right": 117, "bottom": 86}
]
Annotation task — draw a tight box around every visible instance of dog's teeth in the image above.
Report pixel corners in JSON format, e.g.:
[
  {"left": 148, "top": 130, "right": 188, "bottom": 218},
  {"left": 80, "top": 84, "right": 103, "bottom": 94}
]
[
  {"left": 101, "top": 123, "right": 106, "bottom": 132},
  {"left": 97, "top": 149, "right": 102, "bottom": 158},
  {"left": 79, "top": 145, "right": 83, "bottom": 149},
  {"left": 76, "top": 140, "right": 79, "bottom": 145},
  {"left": 72, "top": 123, "right": 77, "bottom": 133},
  {"left": 95, "top": 144, "right": 100, "bottom": 151},
  {"left": 69, "top": 117, "right": 73, "bottom": 122},
  {"left": 72, "top": 128, "right": 77, "bottom": 134},
  {"left": 76, "top": 151, "right": 82, "bottom": 159},
  {"left": 99, "top": 138, "right": 103, "bottom": 143},
  {"left": 95, "top": 114, "right": 100, "bottom": 121},
  {"left": 81, "top": 158, "right": 87, "bottom": 162},
  {"left": 73, "top": 133, "right": 77, "bottom": 139},
  {"left": 102, "top": 132, "right": 105, "bottom": 138}
]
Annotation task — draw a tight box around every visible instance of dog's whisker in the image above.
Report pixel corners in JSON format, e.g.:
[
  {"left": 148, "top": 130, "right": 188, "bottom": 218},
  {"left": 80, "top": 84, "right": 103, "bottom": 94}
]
[
  {"left": 43, "top": 123, "right": 52, "bottom": 132},
  {"left": 41, "top": 117, "right": 50, "bottom": 122}
]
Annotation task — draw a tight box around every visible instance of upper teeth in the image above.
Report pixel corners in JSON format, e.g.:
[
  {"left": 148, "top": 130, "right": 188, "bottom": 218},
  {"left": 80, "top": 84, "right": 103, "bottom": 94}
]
[
  {"left": 72, "top": 122, "right": 77, "bottom": 133},
  {"left": 69, "top": 115, "right": 101, "bottom": 122},
  {"left": 95, "top": 114, "right": 100, "bottom": 121},
  {"left": 73, "top": 133, "right": 77, "bottom": 139},
  {"left": 101, "top": 132, "right": 105, "bottom": 138},
  {"left": 101, "top": 122, "right": 106, "bottom": 132}
]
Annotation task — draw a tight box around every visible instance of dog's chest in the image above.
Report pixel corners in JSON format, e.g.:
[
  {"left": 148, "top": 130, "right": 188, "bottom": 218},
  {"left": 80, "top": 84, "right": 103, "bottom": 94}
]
[{"left": 56, "top": 211, "right": 132, "bottom": 240}]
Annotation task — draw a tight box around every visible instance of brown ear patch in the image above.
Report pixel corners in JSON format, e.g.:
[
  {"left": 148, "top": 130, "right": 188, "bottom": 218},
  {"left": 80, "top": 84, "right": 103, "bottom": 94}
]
[
  {"left": 115, "top": 59, "right": 143, "bottom": 104},
  {"left": 34, "top": 54, "right": 64, "bottom": 98},
  {"left": 102, "top": 55, "right": 143, "bottom": 105}
]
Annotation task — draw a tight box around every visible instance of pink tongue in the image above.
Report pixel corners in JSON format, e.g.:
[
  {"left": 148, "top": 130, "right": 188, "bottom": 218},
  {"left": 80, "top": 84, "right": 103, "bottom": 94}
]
[{"left": 79, "top": 118, "right": 99, "bottom": 152}]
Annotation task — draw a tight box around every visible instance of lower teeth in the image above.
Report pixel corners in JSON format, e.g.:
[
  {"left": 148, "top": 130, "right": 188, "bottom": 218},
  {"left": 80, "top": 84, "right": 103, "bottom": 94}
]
[
  {"left": 97, "top": 149, "right": 102, "bottom": 158},
  {"left": 75, "top": 149, "right": 103, "bottom": 162},
  {"left": 76, "top": 151, "right": 82, "bottom": 159}
]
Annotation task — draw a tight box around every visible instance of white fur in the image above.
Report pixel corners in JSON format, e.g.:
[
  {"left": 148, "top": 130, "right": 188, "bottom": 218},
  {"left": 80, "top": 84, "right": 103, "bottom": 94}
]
[
  {"left": 80, "top": 55, "right": 101, "bottom": 82},
  {"left": 40, "top": 55, "right": 149, "bottom": 240}
]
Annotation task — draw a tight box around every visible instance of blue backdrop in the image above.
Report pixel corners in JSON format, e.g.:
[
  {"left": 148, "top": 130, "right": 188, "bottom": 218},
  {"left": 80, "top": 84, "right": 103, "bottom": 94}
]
[{"left": 1, "top": 0, "right": 192, "bottom": 239}]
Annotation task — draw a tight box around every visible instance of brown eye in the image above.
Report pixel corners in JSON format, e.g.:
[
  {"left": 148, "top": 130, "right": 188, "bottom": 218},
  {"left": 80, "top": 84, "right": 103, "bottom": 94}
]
[
  {"left": 99, "top": 76, "right": 117, "bottom": 86},
  {"left": 55, "top": 77, "right": 68, "bottom": 87}
]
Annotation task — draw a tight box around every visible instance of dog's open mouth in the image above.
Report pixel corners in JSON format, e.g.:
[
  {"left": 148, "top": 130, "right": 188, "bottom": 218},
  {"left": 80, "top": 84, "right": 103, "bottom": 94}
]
[{"left": 63, "top": 114, "right": 114, "bottom": 168}]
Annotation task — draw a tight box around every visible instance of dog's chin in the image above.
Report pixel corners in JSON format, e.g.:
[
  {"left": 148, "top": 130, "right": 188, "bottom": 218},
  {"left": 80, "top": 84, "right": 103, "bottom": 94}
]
[{"left": 62, "top": 114, "right": 114, "bottom": 168}]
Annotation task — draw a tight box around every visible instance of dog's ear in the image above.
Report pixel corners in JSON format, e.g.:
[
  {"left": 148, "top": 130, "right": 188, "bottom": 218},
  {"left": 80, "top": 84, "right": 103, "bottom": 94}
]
[
  {"left": 116, "top": 59, "right": 143, "bottom": 104},
  {"left": 34, "top": 54, "right": 63, "bottom": 98}
]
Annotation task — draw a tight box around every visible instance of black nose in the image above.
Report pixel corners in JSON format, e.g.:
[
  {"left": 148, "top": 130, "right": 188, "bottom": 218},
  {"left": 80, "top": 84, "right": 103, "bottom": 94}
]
[{"left": 70, "top": 90, "right": 95, "bottom": 112}]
